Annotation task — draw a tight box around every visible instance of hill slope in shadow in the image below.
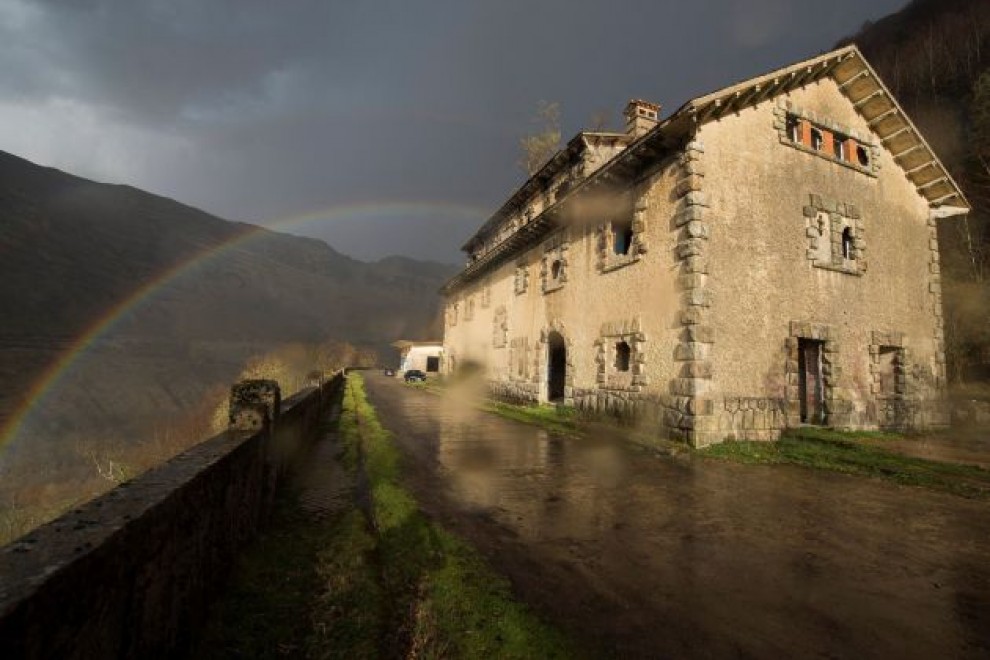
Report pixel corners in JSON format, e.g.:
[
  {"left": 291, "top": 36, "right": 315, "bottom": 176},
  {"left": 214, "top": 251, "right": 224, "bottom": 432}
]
[{"left": 0, "top": 149, "right": 455, "bottom": 479}]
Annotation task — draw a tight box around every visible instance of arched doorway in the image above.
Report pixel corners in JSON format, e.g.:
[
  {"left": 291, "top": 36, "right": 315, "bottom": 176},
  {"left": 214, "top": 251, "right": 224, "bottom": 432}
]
[{"left": 547, "top": 331, "right": 567, "bottom": 402}]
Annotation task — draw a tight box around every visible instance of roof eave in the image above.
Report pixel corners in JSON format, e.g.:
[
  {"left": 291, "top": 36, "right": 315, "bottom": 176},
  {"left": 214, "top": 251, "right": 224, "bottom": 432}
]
[{"left": 675, "top": 44, "right": 968, "bottom": 210}]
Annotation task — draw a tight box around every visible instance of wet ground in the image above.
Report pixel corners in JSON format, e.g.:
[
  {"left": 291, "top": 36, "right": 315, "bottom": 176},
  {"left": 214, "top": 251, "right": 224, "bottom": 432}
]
[
  {"left": 293, "top": 399, "right": 353, "bottom": 518},
  {"left": 863, "top": 427, "right": 990, "bottom": 470},
  {"left": 363, "top": 373, "right": 990, "bottom": 659}
]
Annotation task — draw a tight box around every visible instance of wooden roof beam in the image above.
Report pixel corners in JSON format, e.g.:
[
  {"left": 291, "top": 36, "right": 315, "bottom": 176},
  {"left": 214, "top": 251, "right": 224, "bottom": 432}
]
[
  {"left": 753, "top": 78, "right": 781, "bottom": 105},
  {"left": 790, "top": 65, "right": 818, "bottom": 89},
  {"left": 853, "top": 89, "right": 884, "bottom": 109},
  {"left": 867, "top": 107, "right": 898, "bottom": 126},
  {"left": 930, "top": 191, "right": 961, "bottom": 206},
  {"left": 880, "top": 125, "right": 912, "bottom": 142},
  {"left": 732, "top": 84, "right": 765, "bottom": 113},
  {"left": 715, "top": 91, "right": 743, "bottom": 118},
  {"left": 905, "top": 160, "right": 936, "bottom": 176},
  {"left": 892, "top": 143, "right": 923, "bottom": 160},
  {"left": 836, "top": 68, "right": 870, "bottom": 90},
  {"left": 696, "top": 100, "right": 719, "bottom": 124},
  {"left": 918, "top": 176, "right": 948, "bottom": 191},
  {"left": 818, "top": 56, "right": 845, "bottom": 80}
]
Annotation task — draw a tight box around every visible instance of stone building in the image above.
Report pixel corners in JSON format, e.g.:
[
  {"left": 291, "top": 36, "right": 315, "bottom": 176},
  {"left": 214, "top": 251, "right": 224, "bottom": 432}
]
[
  {"left": 440, "top": 45, "right": 969, "bottom": 447},
  {"left": 392, "top": 340, "right": 443, "bottom": 375}
]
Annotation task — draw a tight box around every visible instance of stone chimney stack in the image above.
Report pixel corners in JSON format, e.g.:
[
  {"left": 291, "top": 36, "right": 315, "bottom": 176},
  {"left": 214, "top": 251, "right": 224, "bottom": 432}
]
[{"left": 624, "top": 99, "right": 661, "bottom": 138}]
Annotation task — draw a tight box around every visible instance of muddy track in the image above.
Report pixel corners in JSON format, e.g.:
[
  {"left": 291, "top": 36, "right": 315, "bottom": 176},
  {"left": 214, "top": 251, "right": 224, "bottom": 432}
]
[{"left": 364, "top": 373, "right": 990, "bottom": 659}]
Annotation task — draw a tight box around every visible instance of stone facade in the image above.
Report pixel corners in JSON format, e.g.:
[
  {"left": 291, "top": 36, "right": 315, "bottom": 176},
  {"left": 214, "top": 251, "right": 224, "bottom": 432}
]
[{"left": 442, "top": 46, "right": 966, "bottom": 446}]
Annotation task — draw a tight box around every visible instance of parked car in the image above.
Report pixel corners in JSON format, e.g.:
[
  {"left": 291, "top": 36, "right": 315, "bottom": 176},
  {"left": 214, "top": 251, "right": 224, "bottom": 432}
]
[
  {"left": 403, "top": 369, "right": 427, "bottom": 383},
  {"left": 383, "top": 368, "right": 395, "bottom": 376}
]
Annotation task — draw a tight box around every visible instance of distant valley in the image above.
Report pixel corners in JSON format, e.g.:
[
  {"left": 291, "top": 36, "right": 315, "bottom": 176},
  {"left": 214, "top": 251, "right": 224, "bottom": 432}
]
[{"left": 0, "top": 149, "right": 455, "bottom": 533}]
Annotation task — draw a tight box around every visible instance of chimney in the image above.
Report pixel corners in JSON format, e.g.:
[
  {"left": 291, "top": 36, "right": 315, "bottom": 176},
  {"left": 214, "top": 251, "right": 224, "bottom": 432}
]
[{"left": 624, "top": 99, "right": 661, "bottom": 138}]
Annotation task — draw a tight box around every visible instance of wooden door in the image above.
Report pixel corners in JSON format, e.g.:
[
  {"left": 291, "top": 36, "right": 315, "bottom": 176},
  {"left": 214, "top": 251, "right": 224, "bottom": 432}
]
[{"left": 798, "top": 339, "right": 824, "bottom": 424}]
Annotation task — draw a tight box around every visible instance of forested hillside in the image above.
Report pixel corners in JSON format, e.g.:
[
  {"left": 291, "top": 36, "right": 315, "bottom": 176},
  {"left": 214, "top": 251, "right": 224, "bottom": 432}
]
[{"left": 839, "top": 0, "right": 990, "bottom": 382}]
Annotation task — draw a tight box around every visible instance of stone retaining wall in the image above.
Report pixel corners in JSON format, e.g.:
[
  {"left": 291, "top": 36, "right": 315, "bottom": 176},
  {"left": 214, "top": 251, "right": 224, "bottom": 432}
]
[
  {"left": 0, "top": 372, "right": 344, "bottom": 659},
  {"left": 489, "top": 379, "right": 539, "bottom": 404}
]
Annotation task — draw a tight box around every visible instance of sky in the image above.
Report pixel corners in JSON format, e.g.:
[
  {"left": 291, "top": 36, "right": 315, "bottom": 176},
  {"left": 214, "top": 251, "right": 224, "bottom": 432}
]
[{"left": 0, "top": 0, "right": 908, "bottom": 264}]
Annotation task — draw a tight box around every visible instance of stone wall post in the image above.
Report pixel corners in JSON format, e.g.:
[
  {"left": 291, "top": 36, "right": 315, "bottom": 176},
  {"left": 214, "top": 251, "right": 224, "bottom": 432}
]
[{"left": 228, "top": 379, "right": 281, "bottom": 431}]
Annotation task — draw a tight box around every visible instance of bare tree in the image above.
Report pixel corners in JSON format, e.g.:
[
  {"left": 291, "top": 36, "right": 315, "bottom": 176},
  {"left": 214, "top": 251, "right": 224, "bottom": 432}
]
[
  {"left": 518, "top": 100, "right": 561, "bottom": 175},
  {"left": 588, "top": 109, "right": 612, "bottom": 132}
]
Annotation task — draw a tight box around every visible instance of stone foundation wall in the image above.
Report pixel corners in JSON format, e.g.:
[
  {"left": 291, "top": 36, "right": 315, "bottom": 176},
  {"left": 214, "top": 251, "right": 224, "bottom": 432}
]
[
  {"left": 718, "top": 397, "right": 788, "bottom": 441},
  {"left": 489, "top": 379, "right": 540, "bottom": 404},
  {"left": 871, "top": 397, "right": 949, "bottom": 432},
  {"left": 572, "top": 388, "right": 664, "bottom": 425},
  {"left": 0, "top": 372, "right": 344, "bottom": 659}
]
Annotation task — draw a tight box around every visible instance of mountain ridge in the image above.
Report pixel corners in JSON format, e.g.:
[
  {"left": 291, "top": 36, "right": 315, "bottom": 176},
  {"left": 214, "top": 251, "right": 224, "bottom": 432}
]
[{"left": 0, "top": 147, "right": 455, "bottom": 460}]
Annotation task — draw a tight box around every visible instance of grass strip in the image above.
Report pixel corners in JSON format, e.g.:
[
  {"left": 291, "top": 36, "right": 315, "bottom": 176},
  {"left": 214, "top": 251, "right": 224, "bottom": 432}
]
[
  {"left": 481, "top": 400, "right": 580, "bottom": 436},
  {"left": 402, "top": 375, "right": 584, "bottom": 439},
  {"left": 344, "top": 373, "right": 575, "bottom": 659},
  {"left": 198, "top": 378, "right": 574, "bottom": 658},
  {"left": 702, "top": 426, "right": 990, "bottom": 499},
  {"left": 193, "top": 426, "right": 385, "bottom": 658}
]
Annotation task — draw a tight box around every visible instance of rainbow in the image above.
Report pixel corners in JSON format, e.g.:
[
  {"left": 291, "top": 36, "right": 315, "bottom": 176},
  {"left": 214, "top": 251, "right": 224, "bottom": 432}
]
[{"left": 0, "top": 200, "right": 486, "bottom": 453}]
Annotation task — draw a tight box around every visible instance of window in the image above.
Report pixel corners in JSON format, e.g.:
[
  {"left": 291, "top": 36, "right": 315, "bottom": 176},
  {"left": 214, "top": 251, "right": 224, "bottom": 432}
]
[
  {"left": 786, "top": 115, "right": 801, "bottom": 143},
  {"left": 514, "top": 264, "right": 529, "bottom": 294},
  {"left": 612, "top": 219, "right": 634, "bottom": 256},
  {"left": 834, "top": 134, "right": 848, "bottom": 161},
  {"left": 780, "top": 111, "right": 875, "bottom": 175},
  {"left": 597, "top": 209, "right": 643, "bottom": 273},
  {"left": 877, "top": 346, "right": 899, "bottom": 396},
  {"left": 801, "top": 194, "right": 865, "bottom": 276},
  {"left": 856, "top": 145, "right": 870, "bottom": 167},
  {"left": 542, "top": 238, "right": 568, "bottom": 293},
  {"left": 511, "top": 337, "right": 529, "bottom": 379},
  {"left": 810, "top": 127, "right": 824, "bottom": 151},
  {"left": 614, "top": 341, "right": 631, "bottom": 372},
  {"left": 595, "top": 325, "right": 646, "bottom": 391},
  {"left": 841, "top": 227, "right": 854, "bottom": 260},
  {"left": 492, "top": 306, "right": 508, "bottom": 348}
]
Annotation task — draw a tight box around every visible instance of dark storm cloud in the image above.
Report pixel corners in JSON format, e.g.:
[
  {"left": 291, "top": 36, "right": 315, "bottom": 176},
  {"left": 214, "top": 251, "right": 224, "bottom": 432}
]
[{"left": 0, "top": 0, "right": 907, "bottom": 262}]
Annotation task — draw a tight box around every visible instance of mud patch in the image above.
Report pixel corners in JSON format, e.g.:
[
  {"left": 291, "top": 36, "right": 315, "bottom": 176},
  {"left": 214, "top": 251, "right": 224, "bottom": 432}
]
[{"left": 364, "top": 373, "right": 990, "bottom": 659}]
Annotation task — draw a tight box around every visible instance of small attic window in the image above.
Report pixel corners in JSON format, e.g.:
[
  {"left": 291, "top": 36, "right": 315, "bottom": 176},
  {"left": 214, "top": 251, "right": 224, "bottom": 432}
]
[
  {"left": 783, "top": 113, "right": 875, "bottom": 176},
  {"left": 810, "top": 127, "right": 824, "bottom": 151},
  {"left": 834, "top": 134, "right": 848, "bottom": 161},
  {"left": 785, "top": 115, "right": 800, "bottom": 143},
  {"left": 551, "top": 259, "right": 563, "bottom": 280},
  {"left": 856, "top": 145, "right": 870, "bottom": 167}
]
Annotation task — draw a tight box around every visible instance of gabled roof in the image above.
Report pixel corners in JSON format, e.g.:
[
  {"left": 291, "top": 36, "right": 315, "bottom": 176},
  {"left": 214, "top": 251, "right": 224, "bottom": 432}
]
[
  {"left": 674, "top": 44, "right": 969, "bottom": 208},
  {"left": 442, "top": 45, "right": 969, "bottom": 295}
]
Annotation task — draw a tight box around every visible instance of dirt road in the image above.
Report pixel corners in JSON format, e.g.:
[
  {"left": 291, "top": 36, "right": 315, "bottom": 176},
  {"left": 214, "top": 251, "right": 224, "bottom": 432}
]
[{"left": 364, "top": 373, "right": 990, "bottom": 659}]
